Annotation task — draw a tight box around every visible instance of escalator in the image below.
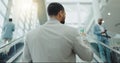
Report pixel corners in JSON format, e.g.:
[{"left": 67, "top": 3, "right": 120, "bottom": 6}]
[{"left": 0, "top": 37, "right": 24, "bottom": 63}]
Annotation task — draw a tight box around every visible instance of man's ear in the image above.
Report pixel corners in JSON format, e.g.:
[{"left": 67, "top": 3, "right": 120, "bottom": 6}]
[{"left": 58, "top": 10, "right": 63, "bottom": 17}]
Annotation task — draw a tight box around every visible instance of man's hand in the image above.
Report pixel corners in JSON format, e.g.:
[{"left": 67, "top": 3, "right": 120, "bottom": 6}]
[
  {"left": 101, "top": 32, "right": 105, "bottom": 34},
  {"left": 107, "top": 36, "right": 111, "bottom": 39},
  {"left": 101, "top": 30, "right": 107, "bottom": 34},
  {"left": 81, "top": 32, "right": 86, "bottom": 36}
]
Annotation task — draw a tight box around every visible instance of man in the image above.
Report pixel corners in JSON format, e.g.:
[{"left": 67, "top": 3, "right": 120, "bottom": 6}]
[
  {"left": 2, "top": 18, "right": 15, "bottom": 43},
  {"left": 93, "top": 18, "right": 111, "bottom": 63},
  {"left": 22, "top": 2, "right": 93, "bottom": 62}
]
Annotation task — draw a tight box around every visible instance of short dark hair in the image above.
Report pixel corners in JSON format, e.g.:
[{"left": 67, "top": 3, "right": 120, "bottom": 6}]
[
  {"left": 47, "top": 2, "right": 64, "bottom": 16},
  {"left": 9, "top": 18, "right": 12, "bottom": 22},
  {"left": 98, "top": 18, "right": 103, "bottom": 22}
]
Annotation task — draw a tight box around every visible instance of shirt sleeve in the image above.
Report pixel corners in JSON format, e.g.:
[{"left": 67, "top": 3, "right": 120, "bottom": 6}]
[
  {"left": 73, "top": 31, "right": 93, "bottom": 61},
  {"left": 21, "top": 36, "right": 32, "bottom": 63}
]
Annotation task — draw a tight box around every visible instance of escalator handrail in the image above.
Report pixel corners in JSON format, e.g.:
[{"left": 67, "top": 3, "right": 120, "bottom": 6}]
[
  {"left": 93, "top": 53, "right": 103, "bottom": 62},
  {"left": 0, "top": 36, "right": 24, "bottom": 49},
  {"left": 89, "top": 36, "right": 120, "bottom": 55},
  {"left": 7, "top": 48, "right": 23, "bottom": 63}
]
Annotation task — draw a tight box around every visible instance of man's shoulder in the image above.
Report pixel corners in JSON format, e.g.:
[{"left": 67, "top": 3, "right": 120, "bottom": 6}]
[
  {"left": 94, "top": 24, "right": 97, "bottom": 26},
  {"left": 62, "top": 25, "right": 79, "bottom": 34},
  {"left": 8, "top": 22, "right": 14, "bottom": 26},
  {"left": 26, "top": 26, "right": 41, "bottom": 36},
  {"left": 94, "top": 24, "right": 99, "bottom": 27},
  {"left": 63, "top": 25, "right": 77, "bottom": 30}
]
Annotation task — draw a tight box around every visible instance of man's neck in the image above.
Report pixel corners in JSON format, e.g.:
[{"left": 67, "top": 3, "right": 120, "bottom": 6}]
[
  {"left": 50, "top": 16, "right": 60, "bottom": 22},
  {"left": 98, "top": 23, "right": 102, "bottom": 25}
]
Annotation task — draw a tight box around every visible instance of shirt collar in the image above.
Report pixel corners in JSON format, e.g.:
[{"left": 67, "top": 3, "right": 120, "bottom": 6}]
[{"left": 45, "top": 18, "right": 61, "bottom": 25}]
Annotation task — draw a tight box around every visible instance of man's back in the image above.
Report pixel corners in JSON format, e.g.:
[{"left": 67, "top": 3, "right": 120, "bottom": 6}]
[
  {"left": 22, "top": 20, "right": 93, "bottom": 62},
  {"left": 2, "top": 22, "right": 15, "bottom": 39}
]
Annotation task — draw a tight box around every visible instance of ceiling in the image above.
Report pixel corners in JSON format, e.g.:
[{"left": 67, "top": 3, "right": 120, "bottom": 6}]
[
  {"left": 102, "top": 0, "right": 120, "bottom": 34},
  {"left": 46, "top": 0, "right": 92, "bottom": 3}
]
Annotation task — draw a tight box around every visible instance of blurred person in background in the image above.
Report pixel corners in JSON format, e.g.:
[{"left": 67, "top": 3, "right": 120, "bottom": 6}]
[
  {"left": 1, "top": 18, "right": 15, "bottom": 54},
  {"left": 1, "top": 18, "right": 15, "bottom": 44},
  {"left": 94, "top": 18, "right": 111, "bottom": 63}
]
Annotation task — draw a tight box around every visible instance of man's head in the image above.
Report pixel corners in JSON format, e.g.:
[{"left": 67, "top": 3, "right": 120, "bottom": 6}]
[
  {"left": 47, "top": 2, "right": 66, "bottom": 24},
  {"left": 9, "top": 18, "right": 12, "bottom": 22},
  {"left": 98, "top": 18, "right": 103, "bottom": 25}
]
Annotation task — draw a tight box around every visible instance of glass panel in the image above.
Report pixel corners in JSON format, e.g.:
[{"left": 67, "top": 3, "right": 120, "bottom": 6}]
[
  {"left": 64, "top": 4, "right": 79, "bottom": 28},
  {"left": 0, "top": 0, "right": 38, "bottom": 62},
  {"left": 0, "top": 15, "right": 4, "bottom": 41},
  {"left": 11, "top": 0, "right": 39, "bottom": 39},
  {"left": 3, "top": 0, "right": 8, "bottom": 6},
  {"left": 0, "top": 1, "right": 6, "bottom": 16},
  {"left": 78, "top": 4, "right": 93, "bottom": 32},
  {"left": 61, "top": 3, "right": 92, "bottom": 29}
]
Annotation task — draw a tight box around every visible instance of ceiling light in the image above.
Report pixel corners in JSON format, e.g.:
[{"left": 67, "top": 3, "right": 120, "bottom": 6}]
[
  {"left": 102, "top": 20, "right": 105, "bottom": 23},
  {"left": 108, "top": 12, "right": 111, "bottom": 16}
]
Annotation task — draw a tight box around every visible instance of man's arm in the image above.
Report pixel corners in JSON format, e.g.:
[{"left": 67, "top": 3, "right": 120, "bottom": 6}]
[
  {"left": 21, "top": 36, "right": 32, "bottom": 63},
  {"left": 73, "top": 32, "right": 93, "bottom": 61}
]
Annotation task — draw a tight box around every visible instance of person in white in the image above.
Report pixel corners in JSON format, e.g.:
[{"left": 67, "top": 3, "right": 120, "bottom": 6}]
[{"left": 22, "top": 2, "right": 93, "bottom": 62}]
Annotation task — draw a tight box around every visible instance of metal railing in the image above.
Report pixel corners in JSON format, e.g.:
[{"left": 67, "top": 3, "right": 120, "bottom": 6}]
[
  {"left": 88, "top": 35, "right": 120, "bottom": 62},
  {"left": 0, "top": 36, "right": 24, "bottom": 63},
  {"left": 7, "top": 48, "right": 23, "bottom": 63},
  {"left": 90, "top": 37, "right": 120, "bottom": 55},
  {"left": 0, "top": 36, "right": 24, "bottom": 49}
]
